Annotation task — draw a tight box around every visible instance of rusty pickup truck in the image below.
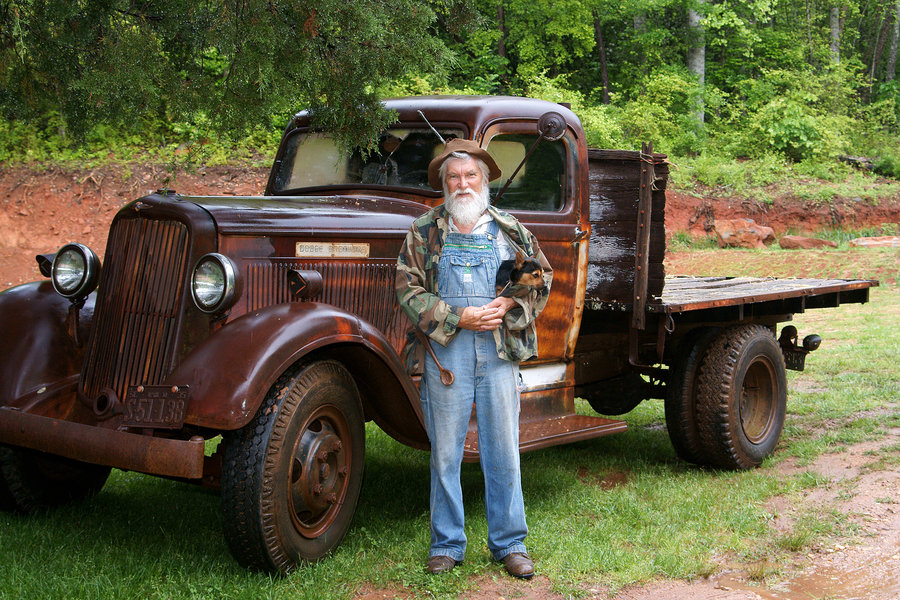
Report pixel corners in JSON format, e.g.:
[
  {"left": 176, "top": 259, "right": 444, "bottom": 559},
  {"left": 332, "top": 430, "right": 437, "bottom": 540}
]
[{"left": 0, "top": 95, "right": 876, "bottom": 572}]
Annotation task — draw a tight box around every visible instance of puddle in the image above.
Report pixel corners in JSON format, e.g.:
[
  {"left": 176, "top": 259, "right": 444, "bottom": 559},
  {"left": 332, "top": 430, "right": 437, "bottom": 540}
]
[{"left": 717, "top": 561, "right": 900, "bottom": 600}]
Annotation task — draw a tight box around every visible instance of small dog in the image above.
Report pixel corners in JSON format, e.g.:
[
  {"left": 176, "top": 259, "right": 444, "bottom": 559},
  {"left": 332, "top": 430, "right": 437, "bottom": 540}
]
[{"left": 495, "top": 251, "right": 545, "bottom": 297}]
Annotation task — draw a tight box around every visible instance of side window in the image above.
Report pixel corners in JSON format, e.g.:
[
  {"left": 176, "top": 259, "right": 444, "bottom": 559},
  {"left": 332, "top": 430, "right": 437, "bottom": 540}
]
[{"left": 486, "top": 134, "right": 565, "bottom": 211}]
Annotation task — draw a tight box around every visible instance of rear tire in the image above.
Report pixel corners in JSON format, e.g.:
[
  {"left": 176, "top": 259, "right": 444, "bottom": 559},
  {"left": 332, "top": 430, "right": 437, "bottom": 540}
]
[
  {"left": 664, "top": 328, "right": 719, "bottom": 465},
  {"left": 695, "top": 325, "right": 787, "bottom": 470},
  {"left": 221, "top": 360, "right": 365, "bottom": 573},
  {"left": 0, "top": 445, "right": 110, "bottom": 512}
]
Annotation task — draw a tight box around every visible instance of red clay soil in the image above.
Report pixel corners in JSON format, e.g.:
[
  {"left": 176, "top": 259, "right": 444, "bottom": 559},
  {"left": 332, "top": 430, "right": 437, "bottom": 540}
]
[
  {"left": 2, "top": 164, "right": 899, "bottom": 288},
  {"left": 666, "top": 189, "right": 900, "bottom": 238}
]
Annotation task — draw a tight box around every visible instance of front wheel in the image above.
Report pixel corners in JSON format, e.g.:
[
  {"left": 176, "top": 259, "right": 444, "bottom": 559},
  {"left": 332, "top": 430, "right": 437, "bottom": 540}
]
[
  {"left": 695, "top": 325, "right": 787, "bottom": 470},
  {"left": 221, "top": 360, "right": 365, "bottom": 573}
]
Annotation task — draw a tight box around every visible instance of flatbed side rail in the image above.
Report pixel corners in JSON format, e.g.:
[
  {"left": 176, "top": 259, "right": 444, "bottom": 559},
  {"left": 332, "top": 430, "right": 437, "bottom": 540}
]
[{"left": 586, "top": 276, "right": 877, "bottom": 314}]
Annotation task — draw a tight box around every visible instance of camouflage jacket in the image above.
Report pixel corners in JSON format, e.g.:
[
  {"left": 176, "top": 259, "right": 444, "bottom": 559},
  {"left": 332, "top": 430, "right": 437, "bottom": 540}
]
[{"left": 395, "top": 204, "right": 553, "bottom": 374}]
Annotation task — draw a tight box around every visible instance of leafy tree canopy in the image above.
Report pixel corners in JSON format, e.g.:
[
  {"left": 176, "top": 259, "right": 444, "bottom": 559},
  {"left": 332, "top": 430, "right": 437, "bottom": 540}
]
[{"left": 0, "top": 0, "right": 460, "bottom": 150}]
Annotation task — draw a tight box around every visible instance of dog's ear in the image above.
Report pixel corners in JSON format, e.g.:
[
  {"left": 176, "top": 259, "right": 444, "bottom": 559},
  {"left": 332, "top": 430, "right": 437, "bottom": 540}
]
[{"left": 514, "top": 250, "right": 526, "bottom": 268}]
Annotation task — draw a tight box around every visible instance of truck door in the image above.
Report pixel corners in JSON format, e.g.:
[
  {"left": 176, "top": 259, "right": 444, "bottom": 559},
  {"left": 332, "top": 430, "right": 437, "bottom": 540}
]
[{"left": 482, "top": 123, "right": 588, "bottom": 364}]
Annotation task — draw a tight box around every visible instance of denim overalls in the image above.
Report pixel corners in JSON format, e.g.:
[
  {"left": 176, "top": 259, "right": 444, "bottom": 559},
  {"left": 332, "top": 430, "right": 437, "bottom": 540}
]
[{"left": 420, "top": 220, "right": 528, "bottom": 563}]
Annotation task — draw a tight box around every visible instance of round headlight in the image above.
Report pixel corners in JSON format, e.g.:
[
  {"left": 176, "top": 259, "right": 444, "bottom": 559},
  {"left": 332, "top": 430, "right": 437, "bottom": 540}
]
[
  {"left": 191, "top": 253, "right": 236, "bottom": 313},
  {"left": 52, "top": 243, "right": 101, "bottom": 300}
]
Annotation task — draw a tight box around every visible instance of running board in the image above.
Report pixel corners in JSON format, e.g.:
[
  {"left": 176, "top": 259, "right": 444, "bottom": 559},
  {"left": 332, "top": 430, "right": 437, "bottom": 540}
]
[{"left": 463, "top": 414, "right": 627, "bottom": 462}]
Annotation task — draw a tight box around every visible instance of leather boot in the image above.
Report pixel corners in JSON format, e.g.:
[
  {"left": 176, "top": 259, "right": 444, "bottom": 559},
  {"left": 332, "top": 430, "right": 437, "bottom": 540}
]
[
  {"left": 501, "top": 552, "right": 534, "bottom": 579},
  {"left": 425, "top": 555, "right": 459, "bottom": 574}
]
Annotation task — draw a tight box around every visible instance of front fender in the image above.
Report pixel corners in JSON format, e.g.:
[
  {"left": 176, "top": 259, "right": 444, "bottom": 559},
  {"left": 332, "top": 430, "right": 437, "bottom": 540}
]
[
  {"left": 171, "top": 302, "right": 423, "bottom": 438},
  {"left": 0, "top": 282, "right": 95, "bottom": 416}
]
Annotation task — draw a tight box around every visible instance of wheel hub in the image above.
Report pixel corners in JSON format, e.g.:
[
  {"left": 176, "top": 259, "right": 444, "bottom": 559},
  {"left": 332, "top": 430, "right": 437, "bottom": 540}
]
[
  {"left": 740, "top": 358, "right": 776, "bottom": 444},
  {"left": 288, "top": 407, "right": 350, "bottom": 537}
]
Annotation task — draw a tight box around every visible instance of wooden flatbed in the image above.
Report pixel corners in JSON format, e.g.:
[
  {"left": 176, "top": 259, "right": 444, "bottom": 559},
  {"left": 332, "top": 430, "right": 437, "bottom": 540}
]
[
  {"left": 585, "top": 276, "right": 877, "bottom": 317},
  {"left": 652, "top": 276, "right": 877, "bottom": 313}
]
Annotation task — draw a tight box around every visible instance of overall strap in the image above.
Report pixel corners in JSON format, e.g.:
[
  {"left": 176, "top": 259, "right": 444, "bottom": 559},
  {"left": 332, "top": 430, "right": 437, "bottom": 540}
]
[{"left": 487, "top": 219, "right": 502, "bottom": 262}]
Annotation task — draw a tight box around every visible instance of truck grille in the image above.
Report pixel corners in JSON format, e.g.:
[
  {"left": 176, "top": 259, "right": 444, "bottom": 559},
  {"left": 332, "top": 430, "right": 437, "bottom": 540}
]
[{"left": 81, "top": 217, "right": 190, "bottom": 402}]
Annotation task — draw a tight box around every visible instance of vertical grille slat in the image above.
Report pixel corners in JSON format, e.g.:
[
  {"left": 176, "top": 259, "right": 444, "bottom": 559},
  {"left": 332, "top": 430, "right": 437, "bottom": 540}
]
[{"left": 81, "top": 217, "right": 190, "bottom": 402}]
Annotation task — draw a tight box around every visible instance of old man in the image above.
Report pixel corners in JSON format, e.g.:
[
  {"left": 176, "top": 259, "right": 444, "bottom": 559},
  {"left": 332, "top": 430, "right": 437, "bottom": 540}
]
[{"left": 395, "top": 138, "right": 552, "bottom": 578}]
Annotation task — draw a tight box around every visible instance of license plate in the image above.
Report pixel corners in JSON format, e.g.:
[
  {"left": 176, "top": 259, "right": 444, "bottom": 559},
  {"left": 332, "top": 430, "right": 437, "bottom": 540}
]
[
  {"left": 783, "top": 349, "right": 807, "bottom": 371},
  {"left": 123, "top": 385, "right": 189, "bottom": 429}
]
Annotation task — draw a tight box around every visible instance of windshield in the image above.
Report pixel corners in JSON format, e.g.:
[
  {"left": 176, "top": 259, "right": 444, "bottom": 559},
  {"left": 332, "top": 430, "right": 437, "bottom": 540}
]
[
  {"left": 271, "top": 127, "right": 566, "bottom": 212},
  {"left": 272, "top": 127, "right": 465, "bottom": 193}
]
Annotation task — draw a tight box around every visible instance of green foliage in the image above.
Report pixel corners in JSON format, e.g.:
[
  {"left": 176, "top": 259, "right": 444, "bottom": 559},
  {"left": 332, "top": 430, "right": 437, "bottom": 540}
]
[
  {"left": 1, "top": 0, "right": 899, "bottom": 181},
  {"left": 525, "top": 73, "right": 624, "bottom": 148},
  {"left": 0, "top": 110, "right": 280, "bottom": 167},
  {"left": 501, "top": 0, "right": 596, "bottom": 80},
  {"left": 707, "top": 64, "right": 869, "bottom": 162},
  {"left": 874, "top": 149, "right": 900, "bottom": 179},
  {"left": 754, "top": 99, "right": 824, "bottom": 161},
  {"left": 616, "top": 66, "right": 706, "bottom": 155},
  {"left": 676, "top": 151, "right": 791, "bottom": 194},
  {"left": 0, "top": 0, "right": 456, "bottom": 151},
  {"left": 809, "top": 224, "right": 900, "bottom": 246},
  {"left": 667, "top": 231, "right": 719, "bottom": 251}
]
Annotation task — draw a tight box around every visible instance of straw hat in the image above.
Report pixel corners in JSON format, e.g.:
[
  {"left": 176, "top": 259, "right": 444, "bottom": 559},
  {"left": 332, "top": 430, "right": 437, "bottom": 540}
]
[{"left": 427, "top": 138, "right": 501, "bottom": 191}]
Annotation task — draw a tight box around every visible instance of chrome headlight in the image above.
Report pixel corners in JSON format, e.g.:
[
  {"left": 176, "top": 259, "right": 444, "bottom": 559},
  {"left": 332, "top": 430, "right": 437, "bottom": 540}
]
[
  {"left": 191, "top": 253, "right": 236, "bottom": 313},
  {"left": 51, "top": 243, "right": 101, "bottom": 300}
]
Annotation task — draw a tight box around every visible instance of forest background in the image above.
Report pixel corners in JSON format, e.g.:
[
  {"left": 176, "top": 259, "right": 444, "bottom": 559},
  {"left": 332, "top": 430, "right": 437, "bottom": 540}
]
[{"left": 1, "top": 0, "right": 899, "bottom": 197}]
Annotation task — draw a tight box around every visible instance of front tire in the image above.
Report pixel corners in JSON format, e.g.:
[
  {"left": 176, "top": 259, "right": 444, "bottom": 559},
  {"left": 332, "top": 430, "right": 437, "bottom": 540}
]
[
  {"left": 695, "top": 325, "right": 787, "bottom": 470},
  {"left": 221, "top": 360, "right": 365, "bottom": 573},
  {"left": 0, "top": 445, "right": 110, "bottom": 512}
]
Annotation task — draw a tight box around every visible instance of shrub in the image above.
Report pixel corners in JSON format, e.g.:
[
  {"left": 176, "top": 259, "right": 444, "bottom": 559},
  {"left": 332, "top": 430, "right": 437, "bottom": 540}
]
[{"left": 617, "top": 67, "right": 706, "bottom": 155}]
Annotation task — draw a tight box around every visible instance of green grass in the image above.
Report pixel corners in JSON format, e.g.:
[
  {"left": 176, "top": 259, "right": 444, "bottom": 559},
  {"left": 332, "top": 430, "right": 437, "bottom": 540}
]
[{"left": 1, "top": 291, "right": 897, "bottom": 599}]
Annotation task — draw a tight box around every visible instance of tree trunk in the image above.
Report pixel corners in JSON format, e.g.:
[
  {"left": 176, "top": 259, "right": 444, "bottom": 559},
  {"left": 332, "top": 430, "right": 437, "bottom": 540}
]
[
  {"left": 593, "top": 11, "right": 610, "bottom": 104},
  {"left": 634, "top": 13, "right": 646, "bottom": 33},
  {"left": 870, "top": 10, "right": 893, "bottom": 84},
  {"left": 887, "top": 0, "right": 899, "bottom": 81},
  {"left": 830, "top": 6, "right": 841, "bottom": 64},
  {"left": 806, "top": 0, "right": 813, "bottom": 62},
  {"left": 633, "top": 12, "right": 647, "bottom": 77},
  {"left": 687, "top": 1, "right": 706, "bottom": 123},
  {"left": 497, "top": 2, "right": 507, "bottom": 59}
]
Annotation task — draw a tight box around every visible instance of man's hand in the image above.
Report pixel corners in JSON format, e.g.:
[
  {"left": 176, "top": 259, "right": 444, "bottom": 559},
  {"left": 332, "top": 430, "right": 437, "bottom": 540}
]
[{"left": 458, "top": 297, "right": 517, "bottom": 331}]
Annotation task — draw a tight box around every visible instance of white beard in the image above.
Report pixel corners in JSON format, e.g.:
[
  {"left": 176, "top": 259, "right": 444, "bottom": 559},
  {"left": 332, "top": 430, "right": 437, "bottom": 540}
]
[{"left": 445, "top": 185, "right": 490, "bottom": 228}]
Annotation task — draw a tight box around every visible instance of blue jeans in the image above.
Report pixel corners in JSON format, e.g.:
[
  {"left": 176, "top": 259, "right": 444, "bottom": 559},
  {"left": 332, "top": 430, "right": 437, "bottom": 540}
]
[
  {"left": 422, "top": 329, "right": 527, "bottom": 561},
  {"left": 420, "top": 225, "right": 528, "bottom": 562}
]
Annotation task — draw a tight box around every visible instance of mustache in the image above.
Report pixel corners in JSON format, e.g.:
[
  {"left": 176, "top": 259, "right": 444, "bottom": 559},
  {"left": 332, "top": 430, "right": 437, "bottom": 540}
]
[{"left": 450, "top": 188, "right": 476, "bottom": 199}]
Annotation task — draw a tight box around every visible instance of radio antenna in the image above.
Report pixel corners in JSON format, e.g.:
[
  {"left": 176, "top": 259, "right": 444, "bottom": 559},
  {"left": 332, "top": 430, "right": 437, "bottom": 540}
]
[{"left": 417, "top": 110, "right": 446, "bottom": 144}]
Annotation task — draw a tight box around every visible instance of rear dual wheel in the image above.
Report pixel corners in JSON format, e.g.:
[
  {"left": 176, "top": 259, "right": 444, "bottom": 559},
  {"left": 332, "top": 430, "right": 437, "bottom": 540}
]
[
  {"left": 221, "top": 360, "right": 365, "bottom": 573},
  {"left": 664, "top": 328, "right": 719, "bottom": 465},
  {"left": 666, "top": 325, "right": 787, "bottom": 470}
]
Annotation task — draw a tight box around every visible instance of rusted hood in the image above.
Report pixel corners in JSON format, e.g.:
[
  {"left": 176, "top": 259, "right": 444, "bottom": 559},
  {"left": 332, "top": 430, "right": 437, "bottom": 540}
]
[{"left": 182, "top": 194, "right": 429, "bottom": 237}]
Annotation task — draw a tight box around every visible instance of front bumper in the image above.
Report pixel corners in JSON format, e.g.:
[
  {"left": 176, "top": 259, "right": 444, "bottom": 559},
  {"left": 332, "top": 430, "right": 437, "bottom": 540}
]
[{"left": 0, "top": 408, "right": 205, "bottom": 479}]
